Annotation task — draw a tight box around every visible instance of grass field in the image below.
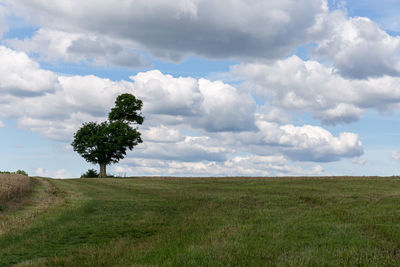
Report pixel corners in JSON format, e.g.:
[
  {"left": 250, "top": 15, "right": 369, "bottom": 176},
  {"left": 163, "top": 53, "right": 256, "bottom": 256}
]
[{"left": 1, "top": 176, "right": 400, "bottom": 266}]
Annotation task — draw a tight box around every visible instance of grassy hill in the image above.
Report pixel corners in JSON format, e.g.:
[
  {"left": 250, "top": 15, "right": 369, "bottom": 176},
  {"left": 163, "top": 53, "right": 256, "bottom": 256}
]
[{"left": 1, "top": 176, "right": 400, "bottom": 265}]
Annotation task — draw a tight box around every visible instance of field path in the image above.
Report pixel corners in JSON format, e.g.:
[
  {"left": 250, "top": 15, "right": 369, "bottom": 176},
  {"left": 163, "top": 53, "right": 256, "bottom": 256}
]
[{"left": 0, "top": 178, "right": 62, "bottom": 235}]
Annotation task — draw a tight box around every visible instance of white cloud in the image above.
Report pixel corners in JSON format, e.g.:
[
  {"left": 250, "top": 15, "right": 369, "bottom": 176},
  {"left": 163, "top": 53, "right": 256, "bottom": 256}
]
[
  {"left": 2, "top": 74, "right": 132, "bottom": 141},
  {"left": 248, "top": 120, "right": 363, "bottom": 162},
  {"left": 352, "top": 158, "right": 366, "bottom": 165},
  {"left": 0, "top": 73, "right": 132, "bottom": 141},
  {"left": 4, "top": 0, "right": 328, "bottom": 61},
  {"left": 6, "top": 28, "right": 151, "bottom": 68},
  {"left": 55, "top": 169, "right": 69, "bottom": 178},
  {"left": 0, "top": 46, "right": 58, "bottom": 97},
  {"left": 343, "top": 1, "right": 400, "bottom": 33},
  {"left": 0, "top": 65, "right": 256, "bottom": 142},
  {"left": 392, "top": 151, "right": 400, "bottom": 162},
  {"left": 6, "top": 29, "right": 81, "bottom": 62},
  {"left": 120, "top": 156, "right": 325, "bottom": 177},
  {"left": 131, "top": 70, "right": 203, "bottom": 116},
  {"left": 0, "top": 121, "right": 4, "bottom": 128},
  {"left": 314, "top": 12, "right": 400, "bottom": 79},
  {"left": 35, "top": 167, "right": 47, "bottom": 177},
  {"left": 35, "top": 167, "right": 70, "bottom": 178},
  {"left": 2, "top": 62, "right": 362, "bottom": 164},
  {"left": 0, "top": 46, "right": 366, "bottom": 178},
  {"left": 109, "top": 161, "right": 288, "bottom": 178},
  {"left": 135, "top": 136, "right": 231, "bottom": 162},
  {"left": 195, "top": 79, "right": 256, "bottom": 132},
  {"left": 233, "top": 55, "right": 400, "bottom": 125},
  {"left": 113, "top": 165, "right": 133, "bottom": 176},
  {"left": 132, "top": 70, "right": 256, "bottom": 132},
  {"left": 142, "top": 125, "right": 184, "bottom": 143},
  {"left": 313, "top": 104, "right": 363, "bottom": 125}
]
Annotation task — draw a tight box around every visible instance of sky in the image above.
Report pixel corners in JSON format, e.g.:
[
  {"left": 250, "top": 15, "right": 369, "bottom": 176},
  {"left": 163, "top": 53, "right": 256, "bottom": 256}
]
[{"left": 0, "top": 0, "right": 400, "bottom": 178}]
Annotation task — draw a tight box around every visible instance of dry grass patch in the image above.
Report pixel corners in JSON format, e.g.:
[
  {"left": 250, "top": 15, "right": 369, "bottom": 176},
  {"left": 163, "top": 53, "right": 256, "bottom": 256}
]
[{"left": 0, "top": 174, "right": 33, "bottom": 210}]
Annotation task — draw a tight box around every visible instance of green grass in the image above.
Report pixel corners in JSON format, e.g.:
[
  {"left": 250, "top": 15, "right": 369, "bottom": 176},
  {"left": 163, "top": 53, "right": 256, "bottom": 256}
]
[{"left": 1, "top": 176, "right": 400, "bottom": 266}]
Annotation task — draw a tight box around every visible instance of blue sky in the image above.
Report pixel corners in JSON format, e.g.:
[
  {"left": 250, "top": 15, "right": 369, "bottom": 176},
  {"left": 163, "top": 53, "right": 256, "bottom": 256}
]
[{"left": 0, "top": 0, "right": 400, "bottom": 177}]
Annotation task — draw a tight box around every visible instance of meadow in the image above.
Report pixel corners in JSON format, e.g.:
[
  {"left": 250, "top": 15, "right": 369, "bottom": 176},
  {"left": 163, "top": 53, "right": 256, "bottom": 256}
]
[{"left": 1, "top": 176, "right": 400, "bottom": 266}]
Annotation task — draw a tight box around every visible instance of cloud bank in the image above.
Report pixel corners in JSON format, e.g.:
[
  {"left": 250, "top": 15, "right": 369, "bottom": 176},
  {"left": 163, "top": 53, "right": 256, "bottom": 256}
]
[
  {"left": 3, "top": 0, "right": 400, "bottom": 175},
  {"left": 0, "top": 45, "right": 364, "bottom": 175},
  {"left": 4, "top": 0, "right": 328, "bottom": 61}
]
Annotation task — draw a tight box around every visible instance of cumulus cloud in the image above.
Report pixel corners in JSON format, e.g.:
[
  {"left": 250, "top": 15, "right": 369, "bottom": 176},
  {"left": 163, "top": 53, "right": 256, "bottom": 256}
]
[
  {"left": 12, "top": 75, "right": 131, "bottom": 141},
  {"left": 341, "top": 1, "right": 400, "bottom": 34},
  {"left": 113, "top": 165, "right": 133, "bottom": 175},
  {"left": 196, "top": 79, "right": 256, "bottom": 132},
  {"left": 0, "top": 120, "right": 4, "bottom": 128},
  {"left": 314, "top": 12, "right": 400, "bottom": 79},
  {"left": 352, "top": 158, "right": 366, "bottom": 165},
  {"left": 142, "top": 125, "right": 184, "bottom": 143},
  {"left": 55, "top": 169, "right": 69, "bottom": 179},
  {"left": 35, "top": 167, "right": 70, "bottom": 178},
  {"left": 233, "top": 55, "right": 400, "bottom": 125},
  {"left": 6, "top": 28, "right": 151, "bottom": 68},
  {"left": 121, "top": 156, "right": 324, "bottom": 177},
  {"left": 0, "top": 46, "right": 58, "bottom": 97},
  {"left": 392, "top": 151, "right": 400, "bottom": 162},
  {"left": 131, "top": 70, "right": 256, "bottom": 132},
  {"left": 312, "top": 104, "right": 363, "bottom": 125},
  {"left": 131, "top": 70, "right": 203, "bottom": 116},
  {"left": 277, "top": 124, "right": 363, "bottom": 162},
  {"left": 0, "top": 66, "right": 256, "bottom": 142},
  {"left": 4, "top": 0, "right": 328, "bottom": 61},
  {"left": 0, "top": 71, "right": 132, "bottom": 141},
  {"left": 235, "top": 120, "right": 363, "bottom": 162},
  {"left": 35, "top": 167, "right": 47, "bottom": 177},
  {"left": 0, "top": 46, "right": 366, "bottom": 176},
  {"left": 5, "top": 1, "right": 400, "bottom": 81},
  {"left": 136, "top": 136, "right": 231, "bottom": 162}
]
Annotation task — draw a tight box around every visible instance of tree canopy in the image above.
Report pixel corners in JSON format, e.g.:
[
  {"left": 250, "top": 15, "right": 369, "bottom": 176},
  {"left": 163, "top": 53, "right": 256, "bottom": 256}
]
[{"left": 72, "top": 94, "right": 144, "bottom": 177}]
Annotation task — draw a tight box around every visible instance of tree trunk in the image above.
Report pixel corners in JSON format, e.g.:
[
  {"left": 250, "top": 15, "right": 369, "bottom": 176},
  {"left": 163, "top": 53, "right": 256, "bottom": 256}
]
[{"left": 99, "top": 163, "right": 107, "bottom": 178}]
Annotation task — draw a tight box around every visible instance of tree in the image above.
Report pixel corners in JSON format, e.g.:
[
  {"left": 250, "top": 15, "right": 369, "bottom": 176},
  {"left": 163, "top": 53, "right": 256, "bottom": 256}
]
[{"left": 72, "top": 94, "right": 144, "bottom": 177}]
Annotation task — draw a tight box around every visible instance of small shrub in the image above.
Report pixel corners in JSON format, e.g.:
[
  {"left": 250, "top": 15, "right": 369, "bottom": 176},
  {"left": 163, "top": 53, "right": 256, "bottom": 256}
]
[
  {"left": 16, "top": 170, "right": 28, "bottom": 176},
  {"left": 81, "top": 169, "right": 99, "bottom": 178},
  {"left": 0, "top": 170, "right": 28, "bottom": 176}
]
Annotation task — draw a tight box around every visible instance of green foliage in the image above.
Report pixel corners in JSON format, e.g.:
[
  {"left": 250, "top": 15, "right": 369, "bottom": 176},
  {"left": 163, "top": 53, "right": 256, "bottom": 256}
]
[
  {"left": 3, "top": 177, "right": 400, "bottom": 265},
  {"left": 71, "top": 93, "right": 143, "bottom": 177},
  {"left": 80, "top": 169, "right": 99, "bottom": 178},
  {"left": 108, "top": 93, "right": 144, "bottom": 124},
  {"left": 72, "top": 121, "right": 142, "bottom": 165},
  {"left": 16, "top": 170, "right": 28, "bottom": 176},
  {"left": 0, "top": 170, "right": 28, "bottom": 176}
]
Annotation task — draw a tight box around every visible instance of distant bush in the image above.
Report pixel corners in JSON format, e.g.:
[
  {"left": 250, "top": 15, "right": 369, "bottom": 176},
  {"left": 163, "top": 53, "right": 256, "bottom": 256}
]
[
  {"left": 81, "top": 169, "right": 99, "bottom": 178},
  {"left": 16, "top": 170, "right": 28, "bottom": 176},
  {"left": 0, "top": 170, "right": 28, "bottom": 176}
]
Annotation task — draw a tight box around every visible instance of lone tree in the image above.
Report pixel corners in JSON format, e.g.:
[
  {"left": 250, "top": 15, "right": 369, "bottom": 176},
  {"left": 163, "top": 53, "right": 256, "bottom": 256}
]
[{"left": 72, "top": 93, "right": 144, "bottom": 177}]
